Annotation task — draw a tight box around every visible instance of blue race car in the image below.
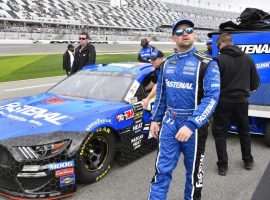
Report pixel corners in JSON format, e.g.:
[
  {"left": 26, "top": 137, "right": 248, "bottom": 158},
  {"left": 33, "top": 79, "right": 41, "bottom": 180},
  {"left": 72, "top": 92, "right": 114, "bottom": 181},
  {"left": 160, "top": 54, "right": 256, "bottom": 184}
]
[{"left": 0, "top": 62, "right": 158, "bottom": 199}]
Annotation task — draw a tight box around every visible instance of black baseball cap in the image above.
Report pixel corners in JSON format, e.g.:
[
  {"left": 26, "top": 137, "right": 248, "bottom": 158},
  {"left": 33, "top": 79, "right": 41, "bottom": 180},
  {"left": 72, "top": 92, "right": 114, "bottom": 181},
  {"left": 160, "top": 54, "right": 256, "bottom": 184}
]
[{"left": 150, "top": 49, "right": 164, "bottom": 60}]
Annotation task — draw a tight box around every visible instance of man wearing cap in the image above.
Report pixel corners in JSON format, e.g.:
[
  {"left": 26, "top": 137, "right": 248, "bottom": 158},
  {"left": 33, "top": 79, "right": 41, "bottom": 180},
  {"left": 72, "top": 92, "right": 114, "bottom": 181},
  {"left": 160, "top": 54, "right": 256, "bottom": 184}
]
[
  {"left": 148, "top": 18, "right": 220, "bottom": 200},
  {"left": 142, "top": 49, "right": 165, "bottom": 109},
  {"left": 205, "top": 38, "right": 213, "bottom": 56},
  {"left": 63, "top": 44, "right": 75, "bottom": 75},
  {"left": 138, "top": 38, "right": 156, "bottom": 63}
]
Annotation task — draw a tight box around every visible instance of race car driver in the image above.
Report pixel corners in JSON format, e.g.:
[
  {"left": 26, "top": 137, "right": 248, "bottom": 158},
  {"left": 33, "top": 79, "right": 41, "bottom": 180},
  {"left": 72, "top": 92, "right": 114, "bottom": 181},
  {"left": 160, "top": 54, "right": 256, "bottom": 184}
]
[{"left": 148, "top": 18, "right": 220, "bottom": 200}]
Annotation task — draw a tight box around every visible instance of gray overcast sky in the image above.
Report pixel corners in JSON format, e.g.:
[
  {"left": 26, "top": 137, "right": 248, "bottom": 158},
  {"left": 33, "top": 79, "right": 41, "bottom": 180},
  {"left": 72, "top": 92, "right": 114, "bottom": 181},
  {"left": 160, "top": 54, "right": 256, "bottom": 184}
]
[{"left": 162, "top": 0, "right": 270, "bottom": 13}]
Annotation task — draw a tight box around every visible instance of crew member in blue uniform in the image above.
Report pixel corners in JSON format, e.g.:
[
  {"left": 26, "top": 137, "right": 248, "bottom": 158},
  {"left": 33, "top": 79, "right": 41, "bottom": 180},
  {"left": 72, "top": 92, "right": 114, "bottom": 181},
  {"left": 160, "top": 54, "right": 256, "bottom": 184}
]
[
  {"left": 138, "top": 38, "right": 155, "bottom": 63},
  {"left": 205, "top": 38, "right": 213, "bottom": 56},
  {"left": 148, "top": 18, "right": 220, "bottom": 200}
]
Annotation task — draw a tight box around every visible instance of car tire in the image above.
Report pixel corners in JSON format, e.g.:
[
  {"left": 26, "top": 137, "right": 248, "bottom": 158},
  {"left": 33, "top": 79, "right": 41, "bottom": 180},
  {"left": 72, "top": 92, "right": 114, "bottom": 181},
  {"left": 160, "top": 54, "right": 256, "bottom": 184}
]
[
  {"left": 265, "top": 121, "right": 270, "bottom": 147},
  {"left": 77, "top": 128, "right": 116, "bottom": 183}
]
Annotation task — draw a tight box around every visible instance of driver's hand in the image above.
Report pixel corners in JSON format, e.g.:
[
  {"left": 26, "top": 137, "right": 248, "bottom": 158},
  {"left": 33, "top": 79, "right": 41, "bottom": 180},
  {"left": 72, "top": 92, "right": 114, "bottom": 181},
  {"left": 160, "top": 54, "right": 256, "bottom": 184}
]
[
  {"left": 175, "top": 126, "right": 193, "bottom": 142},
  {"left": 142, "top": 98, "right": 150, "bottom": 109},
  {"left": 150, "top": 121, "right": 159, "bottom": 139}
]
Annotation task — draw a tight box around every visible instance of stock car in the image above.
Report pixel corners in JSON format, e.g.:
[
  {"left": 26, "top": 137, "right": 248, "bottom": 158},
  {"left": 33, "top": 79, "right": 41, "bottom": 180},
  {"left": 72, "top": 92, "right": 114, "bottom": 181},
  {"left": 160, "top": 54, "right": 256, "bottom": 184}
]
[{"left": 0, "top": 62, "right": 158, "bottom": 199}]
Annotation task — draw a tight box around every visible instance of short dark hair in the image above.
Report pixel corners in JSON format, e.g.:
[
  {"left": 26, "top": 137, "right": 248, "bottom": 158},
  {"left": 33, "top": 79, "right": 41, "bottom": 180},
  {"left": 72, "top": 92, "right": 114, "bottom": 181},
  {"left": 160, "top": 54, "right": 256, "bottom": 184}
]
[
  {"left": 80, "top": 32, "right": 89, "bottom": 39},
  {"left": 217, "top": 33, "right": 233, "bottom": 45},
  {"left": 68, "top": 44, "right": 74, "bottom": 49}
]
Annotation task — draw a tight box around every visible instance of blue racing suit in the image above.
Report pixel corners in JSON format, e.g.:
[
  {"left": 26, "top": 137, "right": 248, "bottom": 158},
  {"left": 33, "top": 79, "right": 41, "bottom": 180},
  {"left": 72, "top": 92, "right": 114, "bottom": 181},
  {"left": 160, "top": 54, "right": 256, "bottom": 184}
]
[
  {"left": 149, "top": 47, "right": 220, "bottom": 200},
  {"left": 138, "top": 45, "right": 155, "bottom": 63}
]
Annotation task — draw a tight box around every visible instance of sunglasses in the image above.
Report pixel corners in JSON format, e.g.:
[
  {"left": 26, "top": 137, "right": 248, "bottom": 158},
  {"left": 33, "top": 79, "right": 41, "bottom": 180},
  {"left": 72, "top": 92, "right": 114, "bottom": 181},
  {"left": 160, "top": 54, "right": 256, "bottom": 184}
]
[
  {"left": 79, "top": 37, "right": 87, "bottom": 40},
  {"left": 174, "top": 27, "right": 194, "bottom": 36}
]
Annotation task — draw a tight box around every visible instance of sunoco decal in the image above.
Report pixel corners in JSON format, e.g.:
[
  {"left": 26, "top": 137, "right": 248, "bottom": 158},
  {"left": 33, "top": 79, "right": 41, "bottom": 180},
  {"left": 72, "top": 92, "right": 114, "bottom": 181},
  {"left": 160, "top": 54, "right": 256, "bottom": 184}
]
[
  {"left": 48, "top": 160, "right": 74, "bottom": 171},
  {"left": 0, "top": 102, "right": 70, "bottom": 125},
  {"left": 60, "top": 174, "right": 75, "bottom": 187}
]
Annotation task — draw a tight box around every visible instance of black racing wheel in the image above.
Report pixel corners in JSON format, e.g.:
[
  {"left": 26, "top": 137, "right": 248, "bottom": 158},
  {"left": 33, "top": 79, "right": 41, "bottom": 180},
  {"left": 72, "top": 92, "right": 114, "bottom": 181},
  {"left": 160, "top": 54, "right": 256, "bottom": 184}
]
[{"left": 77, "top": 128, "right": 116, "bottom": 183}]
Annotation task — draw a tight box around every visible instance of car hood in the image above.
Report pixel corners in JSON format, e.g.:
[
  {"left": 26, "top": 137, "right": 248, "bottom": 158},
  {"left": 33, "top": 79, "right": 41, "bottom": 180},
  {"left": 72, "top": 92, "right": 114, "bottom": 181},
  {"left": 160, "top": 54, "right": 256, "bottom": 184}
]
[{"left": 0, "top": 93, "right": 125, "bottom": 140}]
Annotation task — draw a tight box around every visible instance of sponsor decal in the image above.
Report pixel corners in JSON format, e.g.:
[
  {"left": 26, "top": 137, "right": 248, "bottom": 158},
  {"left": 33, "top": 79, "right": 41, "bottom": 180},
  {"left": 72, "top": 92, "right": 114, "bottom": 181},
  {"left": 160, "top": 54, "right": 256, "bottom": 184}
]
[
  {"left": 195, "top": 98, "right": 216, "bottom": 124},
  {"left": 124, "top": 80, "right": 140, "bottom": 102},
  {"left": 183, "top": 66, "right": 196, "bottom": 72},
  {"left": 48, "top": 160, "right": 74, "bottom": 171},
  {"left": 132, "top": 103, "right": 143, "bottom": 112},
  {"left": 129, "top": 97, "right": 138, "bottom": 104},
  {"left": 202, "top": 59, "right": 210, "bottom": 64},
  {"left": 196, "top": 154, "right": 204, "bottom": 188},
  {"left": 116, "top": 114, "right": 125, "bottom": 122},
  {"left": 60, "top": 174, "right": 75, "bottom": 187},
  {"left": 256, "top": 61, "right": 270, "bottom": 69},
  {"left": 166, "top": 69, "right": 175, "bottom": 74},
  {"left": 125, "top": 109, "right": 134, "bottom": 119},
  {"left": 86, "top": 118, "right": 111, "bottom": 131},
  {"left": 119, "top": 127, "right": 131, "bottom": 135},
  {"left": 97, "top": 127, "right": 111, "bottom": 133},
  {"left": 131, "top": 134, "right": 144, "bottom": 150},
  {"left": 134, "top": 111, "right": 143, "bottom": 119},
  {"left": 211, "top": 83, "right": 220, "bottom": 88},
  {"left": 238, "top": 44, "right": 270, "bottom": 54},
  {"left": 185, "top": 61, "right": 196, "bottom": 66},
  {"left": 212, "top": 69, "right": 219, "bottom": 73},
  {"left": 169, "top": 60, "right": 177, "bottom": 65},
  {"left": 0, "top": 102, "right": 70, "bottom": 125},
  {"left": 55, "top": 168, "right": 74, "bottom": 177},
  {"left": 96, "top": 165, "right": 110, "bottom": 181},
  {"left": 183, "top": 71, "right": 195, "bottom": 76},
  {"left": 165, "top": 79, "right": 193, "bottom": 89},
  {"left": 80, "top": 133, "right": 93, "bottom": 156},
  {"left": 116, "top": 109, "right": 134, "bottom": 122},
  {"left": 42, "top": 98, "right": 67, "bottom": 104},
  {"left": 133, "top": 122, "right": 143, "bottom": 132}
]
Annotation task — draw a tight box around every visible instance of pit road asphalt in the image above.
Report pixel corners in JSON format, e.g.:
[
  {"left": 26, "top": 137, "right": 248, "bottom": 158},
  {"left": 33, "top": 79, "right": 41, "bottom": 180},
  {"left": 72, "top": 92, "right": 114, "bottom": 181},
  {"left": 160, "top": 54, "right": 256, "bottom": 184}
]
[{"left": 0, "top": 77, "right": 269, "bottom": 200}]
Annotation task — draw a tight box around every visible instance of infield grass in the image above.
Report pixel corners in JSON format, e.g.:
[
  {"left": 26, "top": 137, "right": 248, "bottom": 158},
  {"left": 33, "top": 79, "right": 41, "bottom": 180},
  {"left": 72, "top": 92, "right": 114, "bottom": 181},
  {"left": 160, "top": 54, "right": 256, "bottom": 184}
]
[{"left": 0, "top": 53, "right": 146, "bottom": 82}]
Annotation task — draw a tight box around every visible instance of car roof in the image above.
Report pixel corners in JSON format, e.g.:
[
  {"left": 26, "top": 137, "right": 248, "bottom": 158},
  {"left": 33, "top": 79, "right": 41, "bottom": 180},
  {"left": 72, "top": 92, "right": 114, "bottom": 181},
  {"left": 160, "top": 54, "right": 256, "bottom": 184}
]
[{"left": 82, "top": 62, "right": 153, "bottom": 74}]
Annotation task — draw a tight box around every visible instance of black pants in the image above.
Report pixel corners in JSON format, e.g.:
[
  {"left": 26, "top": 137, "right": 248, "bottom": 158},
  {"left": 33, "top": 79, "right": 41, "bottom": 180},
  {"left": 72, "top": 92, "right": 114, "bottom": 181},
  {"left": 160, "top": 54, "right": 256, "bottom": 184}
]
[{"left": 212, "top": 101, "right": 253, "bottom": 168}]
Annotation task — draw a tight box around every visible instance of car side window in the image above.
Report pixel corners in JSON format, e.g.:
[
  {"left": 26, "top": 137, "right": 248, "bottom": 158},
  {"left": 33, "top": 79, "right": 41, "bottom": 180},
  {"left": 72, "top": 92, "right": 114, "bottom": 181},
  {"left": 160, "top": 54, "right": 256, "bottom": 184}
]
[{"left": 135, "top": 72, "right": 156, "bottom": 101}]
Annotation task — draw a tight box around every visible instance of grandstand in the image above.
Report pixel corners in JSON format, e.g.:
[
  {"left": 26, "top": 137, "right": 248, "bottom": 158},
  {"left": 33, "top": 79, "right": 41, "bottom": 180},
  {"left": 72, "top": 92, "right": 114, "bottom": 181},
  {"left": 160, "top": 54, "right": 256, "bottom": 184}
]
[{"left": 0, "top": 0, "right": 239, "bottom": 42}]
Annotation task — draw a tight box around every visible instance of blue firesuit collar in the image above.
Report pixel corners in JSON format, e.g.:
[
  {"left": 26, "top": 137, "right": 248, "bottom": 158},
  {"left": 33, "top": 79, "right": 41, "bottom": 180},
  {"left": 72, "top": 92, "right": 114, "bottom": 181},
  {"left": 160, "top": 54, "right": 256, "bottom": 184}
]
[{"left": 175, "top": 46, "right": 196, "bottom": 59}]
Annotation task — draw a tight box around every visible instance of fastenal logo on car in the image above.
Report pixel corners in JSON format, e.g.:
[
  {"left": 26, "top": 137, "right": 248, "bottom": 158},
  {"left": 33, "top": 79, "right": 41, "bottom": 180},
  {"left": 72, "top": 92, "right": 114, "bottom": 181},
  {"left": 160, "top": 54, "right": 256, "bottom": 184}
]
[
  {"left": 48, "top": 161, "right": 74, "bottom": 171},
  {"left": 0, "top": 102, "right": 70, "bottom": 125}
]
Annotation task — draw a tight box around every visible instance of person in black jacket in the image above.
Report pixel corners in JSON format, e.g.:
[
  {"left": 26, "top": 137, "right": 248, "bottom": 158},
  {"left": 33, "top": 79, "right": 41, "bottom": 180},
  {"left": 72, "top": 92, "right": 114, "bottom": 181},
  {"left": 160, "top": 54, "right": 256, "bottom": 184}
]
[
  {"left": 71, "top": 32, "right": 96, "bottom": 74},
  {"left": 63, "top": 44, "right": 75, "bottom": 75},
  {"left": 212, "top": 33, "right": 260, "bottom": 176}
]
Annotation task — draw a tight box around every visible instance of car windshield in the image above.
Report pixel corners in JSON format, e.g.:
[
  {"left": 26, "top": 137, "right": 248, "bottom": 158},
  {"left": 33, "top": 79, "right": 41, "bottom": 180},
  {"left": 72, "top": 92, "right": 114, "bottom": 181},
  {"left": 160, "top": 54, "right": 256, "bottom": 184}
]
[{"left": 48, "top": 71, "right": 134, "bottom": 101}]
